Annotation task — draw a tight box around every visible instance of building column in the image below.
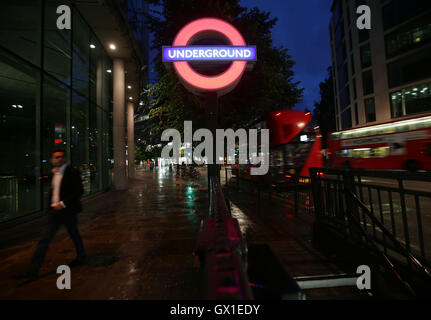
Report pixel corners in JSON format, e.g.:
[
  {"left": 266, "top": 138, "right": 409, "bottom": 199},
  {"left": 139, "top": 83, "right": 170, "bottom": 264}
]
[
  {"left": 370, "top": 0, "right": 391, "bottom": 122},
  {"left": 113, "top": 58, "right": 127, "bottom": 190},
  {"left": 127, "top": 101, "right": 135, "bottom": 179}
]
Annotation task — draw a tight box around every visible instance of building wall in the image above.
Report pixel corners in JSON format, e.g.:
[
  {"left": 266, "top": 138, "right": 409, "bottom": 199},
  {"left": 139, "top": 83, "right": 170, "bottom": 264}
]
[
  {"left": 330, "top": 0, "right": 431, "bottom": 131},
  {"left": 0, "top": 0, "right": 114, "bottom": 222}
]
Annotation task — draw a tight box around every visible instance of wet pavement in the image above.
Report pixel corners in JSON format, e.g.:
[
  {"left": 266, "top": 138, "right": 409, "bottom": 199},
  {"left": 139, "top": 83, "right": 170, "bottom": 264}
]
[
  {"left": 0, "top": 166, "right": 364, "bottom": 300},
  {"left": 0, "top": 167, "right": 208, "bottom": 299},
  {"left": 222, "top": 173, "right": 369, "bottom": 299},
  {"left": 224, "top": 183, "right": 347, "bottom": 277}
]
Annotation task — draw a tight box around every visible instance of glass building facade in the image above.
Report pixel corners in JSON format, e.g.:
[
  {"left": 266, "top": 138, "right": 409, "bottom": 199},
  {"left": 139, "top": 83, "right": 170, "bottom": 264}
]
[
  {"left": 0, "top": 1, "right": 114, "bottom": 223},
  {"left": 330, "top": 0, "right": 431, "bottom": 130}
]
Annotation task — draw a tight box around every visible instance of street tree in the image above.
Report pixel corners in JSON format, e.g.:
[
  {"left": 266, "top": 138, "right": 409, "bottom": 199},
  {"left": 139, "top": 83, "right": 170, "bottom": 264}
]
[{"left": 313, "top": 67, "right": 337, "bottom": 149}]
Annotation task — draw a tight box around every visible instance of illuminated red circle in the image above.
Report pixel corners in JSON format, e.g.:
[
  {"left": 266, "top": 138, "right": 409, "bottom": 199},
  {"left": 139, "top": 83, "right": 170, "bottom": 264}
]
[{"left": 172, "top": 18, "right": 247, "bottom": 94}]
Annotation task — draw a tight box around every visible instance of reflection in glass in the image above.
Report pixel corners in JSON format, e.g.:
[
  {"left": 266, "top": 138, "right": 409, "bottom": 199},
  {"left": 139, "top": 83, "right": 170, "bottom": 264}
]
[
  {"left": 72, "top": 11, "right": 90, "bottom": 98},
  {"left": 71, "top": 92, "right": 90, "bottom": 195},
  {"left": 44, "top": 0, "right": 72, "bottom": 84},
  {"left": 0, "top": 50, "right": 40, "bottom": 221},
  {"left": 0, "top": 1, "right": 41, "bottom": 66}
]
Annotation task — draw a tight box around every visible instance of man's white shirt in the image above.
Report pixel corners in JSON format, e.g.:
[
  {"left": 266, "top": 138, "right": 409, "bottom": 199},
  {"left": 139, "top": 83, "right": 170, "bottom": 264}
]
[{"left": 51, "top": 164, "right": 67, "bottom": 208}]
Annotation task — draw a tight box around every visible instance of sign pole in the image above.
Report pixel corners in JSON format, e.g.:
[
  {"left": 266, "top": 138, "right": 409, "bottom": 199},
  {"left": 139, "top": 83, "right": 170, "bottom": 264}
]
[{"left": 205, "top": 92, "right": 219, "bottom": 194}]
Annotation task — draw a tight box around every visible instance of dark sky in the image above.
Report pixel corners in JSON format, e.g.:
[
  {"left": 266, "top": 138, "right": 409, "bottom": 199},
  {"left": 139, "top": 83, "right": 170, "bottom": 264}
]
[
  {"left": 240, "top": 0, "right": 334, "bottom": 112},
  {"left": 149, "top": 0, "right": 334, "bottom": 113}
]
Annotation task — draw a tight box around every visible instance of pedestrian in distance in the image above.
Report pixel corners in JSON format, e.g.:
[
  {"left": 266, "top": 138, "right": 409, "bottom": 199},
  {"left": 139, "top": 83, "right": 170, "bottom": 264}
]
[{"left": 16, "top": 149, "right": 87, "bottom": 281}]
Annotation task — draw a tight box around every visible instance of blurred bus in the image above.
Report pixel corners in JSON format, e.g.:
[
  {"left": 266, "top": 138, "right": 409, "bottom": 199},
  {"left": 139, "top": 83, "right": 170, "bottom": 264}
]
[
  {"left": 233, "top": 110, "right": 323, "bottom": 187},
  {"left": 328, "top": 113, "right": 431, "bottom": 171}
]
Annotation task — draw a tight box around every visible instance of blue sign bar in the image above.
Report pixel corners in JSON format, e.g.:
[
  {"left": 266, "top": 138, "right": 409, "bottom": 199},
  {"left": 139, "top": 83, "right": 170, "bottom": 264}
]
[{"left": 163, "top": 46, "right": 257, "bottom": 62}]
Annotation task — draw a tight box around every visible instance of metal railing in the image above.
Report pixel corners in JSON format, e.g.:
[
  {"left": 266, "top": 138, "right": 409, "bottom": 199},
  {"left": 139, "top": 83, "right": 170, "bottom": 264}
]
[
  {"left": 195, "top": 175, "right": 253, "bottom": 299},
  {"left": 0, "top": 176, "right": 19, "bottom": 221},
  {"left": 310, "top": 167, "right": 431, "bottom": 297}
]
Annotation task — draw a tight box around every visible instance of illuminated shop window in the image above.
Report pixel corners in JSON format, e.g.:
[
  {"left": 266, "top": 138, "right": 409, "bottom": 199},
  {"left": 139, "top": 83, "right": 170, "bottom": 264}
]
[{"left": 391, "top": 82, "right": 431, "bottom": 118}]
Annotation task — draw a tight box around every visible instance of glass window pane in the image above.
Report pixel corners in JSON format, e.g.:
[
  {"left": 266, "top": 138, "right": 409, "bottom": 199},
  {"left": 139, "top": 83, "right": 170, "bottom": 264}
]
[
  {"left": 365, "top": 97, "right": 376, "bottom": 122},
  {"left": 355, "top": 103, "right": 359, "bottom": 125},
  {"left": 0, "top": 1, "right": 42, "bottom": 66},
  {"left": 89, "top": 103, "right": 100, "bottom": 193},
  {"left": 338, "top": 63, "right": 348, "bottom": 90},
  {"left": 341, "top": 108, "right": 352, "bottom": 130},
  {"left": 391, "top": 82, "right": 431, "bottom": 118},
  {"left": 385, "top": 13, "right": 431, "bottom": 59},
  {"left": 383, "top": 0, "right": 431, "bottom": 31},
  {"left": 358, "top": 30, "right": 369, "bottom": 43},
  {"left": 102, "top": 53, "right": 113, "bottom": 112},
  {"left": 89, "top": 33, "right": 103, "bottom": 105},
  {"left": 44, "top": 0, "right": 71, "bottom": 84},
  {"left": 340, "top": 84, "right": 351, "bottom": 109},
  {"left": 71, "top": 92, "right": 90, "bottom": 195},
  {"left": 72, "top": 11, "right": 90, "bottom": 98},
  {"left": 335, "top": 21, "right": 345, "bottom": 47},
  {"left": 42, "top": 77, "right": 69, "bottom": 207},
  {"left": 387, "top": 46, "right": 431, "bottom": 88},
  {"left": 362, "top": 70, "right": 374, "bottom": 95},
  {"left": 0, "top": 49, "right": 41, "bottom": 221},
  {"left": 336, "top": 42, "right": 347, "bottom": 68},
  {"left": 351, "top": 54, "right": 355, "bottom": 76},
  {"left": 102, "top": 110, "right": 113, "bottom": 189},
  {"left": 360, "top": 43, "right": 372, "bottom": 69}
]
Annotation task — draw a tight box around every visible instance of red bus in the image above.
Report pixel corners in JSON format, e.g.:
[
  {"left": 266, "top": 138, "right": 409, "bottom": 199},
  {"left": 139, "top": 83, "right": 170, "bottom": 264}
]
[
  {"left": 233, "top": 110, "right": 323, "bottom": 186},
  {"left": 328, "top": 113, "right": 431, "bottom": 171}
]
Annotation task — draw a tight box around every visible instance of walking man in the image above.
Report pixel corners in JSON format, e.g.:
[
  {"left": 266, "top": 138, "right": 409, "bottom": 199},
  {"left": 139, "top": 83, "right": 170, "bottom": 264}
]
[{"left": 18, "top": 149, "right": 87, "bottom": 280}]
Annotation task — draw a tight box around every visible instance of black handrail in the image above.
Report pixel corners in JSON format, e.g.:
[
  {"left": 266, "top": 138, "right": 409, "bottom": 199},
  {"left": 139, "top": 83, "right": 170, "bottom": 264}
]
[
  {"left": 349, "top": 190, "right": 431, "bottom": 280},
  {"left": 343, "top": 191, "right": 415, "bottom": 297}
]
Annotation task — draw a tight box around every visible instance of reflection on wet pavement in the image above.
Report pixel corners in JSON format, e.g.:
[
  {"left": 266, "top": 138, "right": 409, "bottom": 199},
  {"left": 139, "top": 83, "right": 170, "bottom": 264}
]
[{"left": 224, "top": 181, "right": 350, "bottom": 279}]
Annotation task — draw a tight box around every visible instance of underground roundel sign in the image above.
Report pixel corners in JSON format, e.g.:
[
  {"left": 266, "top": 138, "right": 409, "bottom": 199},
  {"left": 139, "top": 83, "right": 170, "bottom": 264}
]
[{"left": 163, "top": 18, "right": 256, "bottom": 97}]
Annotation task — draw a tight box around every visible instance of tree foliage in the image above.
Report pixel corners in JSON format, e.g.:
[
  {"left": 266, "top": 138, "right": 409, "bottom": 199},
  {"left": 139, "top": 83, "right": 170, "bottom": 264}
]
[
  {"left": 313, "top": 67, "right": 337, "bottom": 148},
  {"left": 140, "top": 0, "right": 304, "bottom": 142}
]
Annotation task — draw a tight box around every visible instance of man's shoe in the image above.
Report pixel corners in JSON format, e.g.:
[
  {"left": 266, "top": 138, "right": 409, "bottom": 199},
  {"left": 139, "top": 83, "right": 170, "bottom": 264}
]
[{"left": 68, "top": 255, "right": 87, "bottom": 267}]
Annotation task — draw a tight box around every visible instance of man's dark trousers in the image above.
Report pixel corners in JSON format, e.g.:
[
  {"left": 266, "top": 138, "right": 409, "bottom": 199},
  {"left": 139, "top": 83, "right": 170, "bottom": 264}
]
[{"left": 30, "top": 210, "right": 86, "bottom": 275}]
